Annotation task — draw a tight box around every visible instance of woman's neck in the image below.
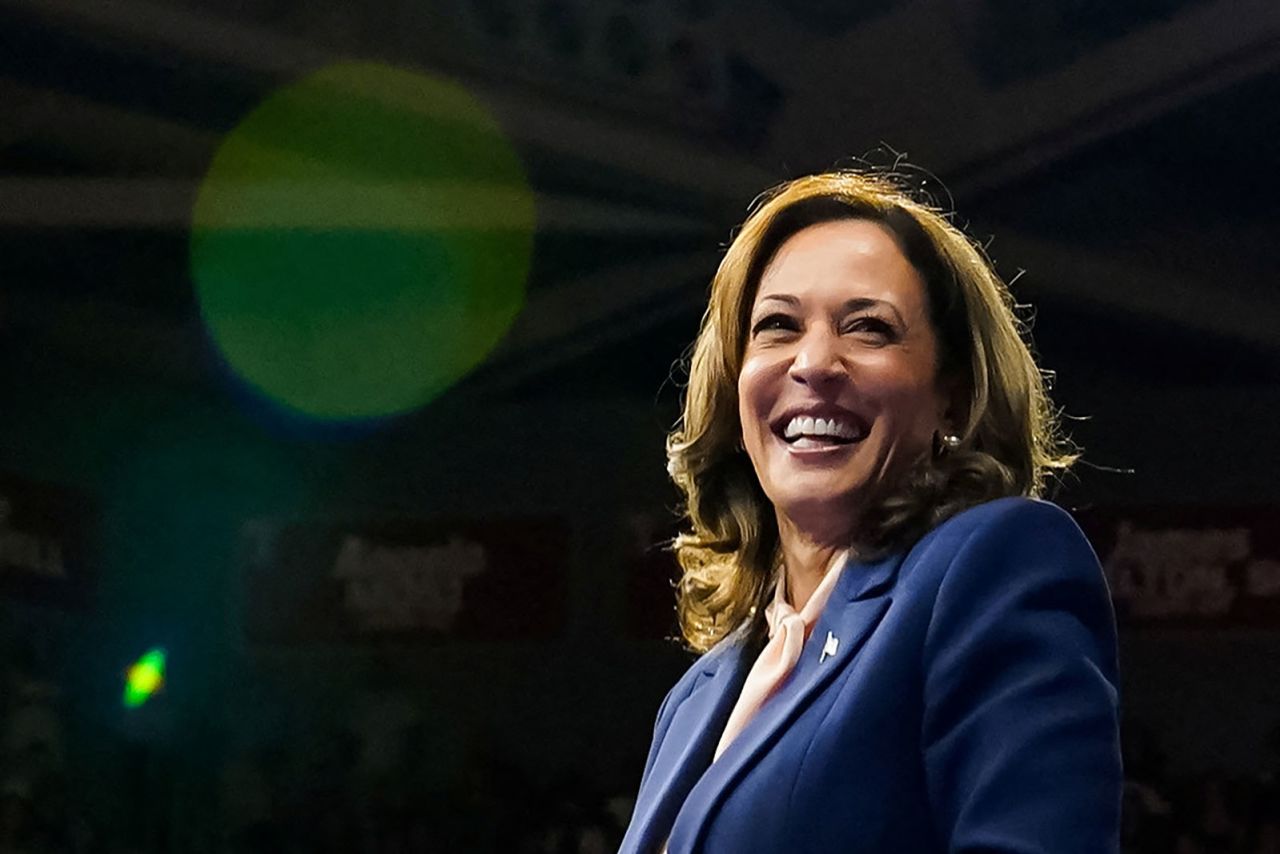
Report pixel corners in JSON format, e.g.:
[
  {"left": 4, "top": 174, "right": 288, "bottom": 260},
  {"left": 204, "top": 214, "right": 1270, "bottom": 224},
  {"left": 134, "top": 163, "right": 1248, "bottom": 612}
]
[{"left": 775, "top": 512, "right": 855, "bottom": 610}]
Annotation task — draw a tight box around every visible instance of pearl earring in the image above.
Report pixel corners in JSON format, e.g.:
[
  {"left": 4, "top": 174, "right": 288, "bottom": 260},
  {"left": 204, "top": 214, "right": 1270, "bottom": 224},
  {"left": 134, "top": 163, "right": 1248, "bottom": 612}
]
[{"left": 935, "top": 432, "right": 962, "bottom": 457}]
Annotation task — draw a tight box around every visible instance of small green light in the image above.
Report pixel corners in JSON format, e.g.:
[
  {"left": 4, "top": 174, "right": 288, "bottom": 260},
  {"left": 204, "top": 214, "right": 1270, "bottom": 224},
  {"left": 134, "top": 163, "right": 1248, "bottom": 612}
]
[{"left": 123, "top": 648, "right": 166, "bottom": 709}]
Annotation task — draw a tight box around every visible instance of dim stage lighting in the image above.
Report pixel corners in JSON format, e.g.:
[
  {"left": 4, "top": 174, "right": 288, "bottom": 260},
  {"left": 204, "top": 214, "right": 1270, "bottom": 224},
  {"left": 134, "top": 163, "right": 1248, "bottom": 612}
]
[{"left": 191, "top": 63, "right": 534, "bottom": 421}]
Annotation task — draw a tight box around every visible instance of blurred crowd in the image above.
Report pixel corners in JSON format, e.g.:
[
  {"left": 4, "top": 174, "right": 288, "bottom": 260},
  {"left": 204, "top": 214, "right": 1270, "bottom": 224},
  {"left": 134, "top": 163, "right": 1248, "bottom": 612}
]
[
  {"left": 1, "top": 740, "right": 633, "bottom": 854},
  {"left": 0, "top": 660, "right": 633, "bottom": 854},
  {"left": 1122, "top": 720, "right": 1280, "bottom": 854},
  {"left": 4, "top": 654, "right": 1279, "bottom": 854},
  {"left": 211, "top": 735, "right": 633, "bottom": 854}
]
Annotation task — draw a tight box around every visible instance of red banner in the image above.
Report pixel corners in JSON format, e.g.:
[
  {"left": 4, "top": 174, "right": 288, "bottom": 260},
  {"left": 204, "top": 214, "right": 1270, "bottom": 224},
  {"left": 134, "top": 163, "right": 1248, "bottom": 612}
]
[
  {"left": 241, "top": 516, "right": 569, "bottom": 644},
  {"left": 1077, "top": 507, "right": 1280, "bottom": 628}
]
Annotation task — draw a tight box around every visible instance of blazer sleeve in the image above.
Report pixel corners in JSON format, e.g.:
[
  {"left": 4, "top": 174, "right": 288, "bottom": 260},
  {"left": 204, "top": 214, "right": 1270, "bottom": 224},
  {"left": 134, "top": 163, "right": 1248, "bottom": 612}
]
[
  {"left": 635, "top": 654, "right": 710, "bottom": 796},
  {"left": 636, "top": 679, "right": 681, "bottom": 795},
  {"left": 920, "top": 499, "right": 1122, "bottom": 853}
]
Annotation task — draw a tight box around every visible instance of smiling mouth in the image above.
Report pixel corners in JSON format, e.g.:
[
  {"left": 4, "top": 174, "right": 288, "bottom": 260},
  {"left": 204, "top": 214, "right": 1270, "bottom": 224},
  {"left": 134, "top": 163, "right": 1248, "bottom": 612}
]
[{"left": 776, "top": 415, "right": 867, "bottom": 449}]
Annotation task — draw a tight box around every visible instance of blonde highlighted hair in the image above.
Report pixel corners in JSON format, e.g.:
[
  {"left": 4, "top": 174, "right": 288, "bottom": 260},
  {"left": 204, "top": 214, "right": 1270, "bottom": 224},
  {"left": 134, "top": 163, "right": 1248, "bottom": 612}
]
[{"left": 666, "top": 170, "right": 1076, "bottom": 653}]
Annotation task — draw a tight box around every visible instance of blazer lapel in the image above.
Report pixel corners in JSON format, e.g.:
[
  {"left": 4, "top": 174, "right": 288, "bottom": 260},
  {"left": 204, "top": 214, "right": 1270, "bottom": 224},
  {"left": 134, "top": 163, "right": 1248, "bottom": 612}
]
[
  {"left": 623, "top": 636, "right": 754, "bottom": 854},
  {"left": 668, "top": 551, "right": 903, "bottom": 853}
]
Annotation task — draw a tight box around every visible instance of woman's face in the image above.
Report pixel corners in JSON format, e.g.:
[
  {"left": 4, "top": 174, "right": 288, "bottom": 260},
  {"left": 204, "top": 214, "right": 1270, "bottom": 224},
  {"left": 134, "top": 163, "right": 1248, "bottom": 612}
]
[{"left": 737, "top": 218, "right": 950, "bottom": 533}]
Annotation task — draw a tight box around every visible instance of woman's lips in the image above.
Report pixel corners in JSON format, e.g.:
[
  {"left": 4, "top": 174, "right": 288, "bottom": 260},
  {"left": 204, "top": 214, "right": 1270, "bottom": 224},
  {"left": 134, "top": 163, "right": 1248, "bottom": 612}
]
[{"left": 776, "top": 432, "right": 863, "bottom": 457}]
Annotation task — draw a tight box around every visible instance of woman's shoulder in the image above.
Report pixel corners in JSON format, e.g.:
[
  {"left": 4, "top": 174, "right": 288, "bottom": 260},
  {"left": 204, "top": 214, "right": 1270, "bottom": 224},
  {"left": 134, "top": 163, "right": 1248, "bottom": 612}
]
[
  {"left": 906, "top": 495, "right": 1119, "bottom": 680},
  {"left": 915, "top": 496, "right": 1087, "bottom": 556},
  {"left": 939, "top": 494, "right": 1079, "bottom": 532},
  {"left": 902, "top": 496, "right": 1101, "bottom": 591},
  {"left": 665, "top": 621, "right": 748, "bottom": 681}
]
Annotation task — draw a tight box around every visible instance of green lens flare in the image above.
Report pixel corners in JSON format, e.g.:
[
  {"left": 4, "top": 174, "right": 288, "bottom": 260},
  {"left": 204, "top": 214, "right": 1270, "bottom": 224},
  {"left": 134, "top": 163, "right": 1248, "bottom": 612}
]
[
  {"left": 123, "top": 648, "right": 167, "bottom": 709},
  {"left": 191, "top": 62, "right": 534, "bottom": 420}
]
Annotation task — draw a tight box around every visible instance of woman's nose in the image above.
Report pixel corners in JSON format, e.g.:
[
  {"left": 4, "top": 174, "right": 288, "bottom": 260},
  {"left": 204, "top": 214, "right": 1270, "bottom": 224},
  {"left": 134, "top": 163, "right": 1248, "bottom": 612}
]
[{"left": 788, "top": 330, "right": 846, "bottom": 386}]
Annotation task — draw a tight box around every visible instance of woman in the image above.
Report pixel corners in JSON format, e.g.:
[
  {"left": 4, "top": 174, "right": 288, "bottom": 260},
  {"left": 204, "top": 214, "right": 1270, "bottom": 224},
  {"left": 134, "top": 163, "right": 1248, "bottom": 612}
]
[{"left": 620, "top": 171, "right": 1122, "bottom": 853}]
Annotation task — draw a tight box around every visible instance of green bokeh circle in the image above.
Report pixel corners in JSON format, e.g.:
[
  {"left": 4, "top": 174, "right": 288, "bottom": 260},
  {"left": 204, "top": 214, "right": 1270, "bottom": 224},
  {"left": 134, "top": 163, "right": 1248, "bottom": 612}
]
[{"left": 191, "top": 63, "right": 534, "bottom": 419}]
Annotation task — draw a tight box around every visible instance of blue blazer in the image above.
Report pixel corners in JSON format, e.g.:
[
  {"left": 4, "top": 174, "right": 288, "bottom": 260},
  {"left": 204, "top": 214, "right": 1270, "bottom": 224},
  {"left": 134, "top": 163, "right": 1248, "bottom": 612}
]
[{"left": 621, "top": 497, "right": 1122, "bottom": 853}]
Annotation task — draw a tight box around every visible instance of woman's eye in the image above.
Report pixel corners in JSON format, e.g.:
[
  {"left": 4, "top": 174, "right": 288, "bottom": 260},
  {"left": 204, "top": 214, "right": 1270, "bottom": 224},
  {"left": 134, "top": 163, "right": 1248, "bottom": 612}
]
[
  {"left": 751, "top": 314, "right": 797, "bottom": 335},
  {"left": 844, "top": 316, "right": 895, "bottom": 338}
]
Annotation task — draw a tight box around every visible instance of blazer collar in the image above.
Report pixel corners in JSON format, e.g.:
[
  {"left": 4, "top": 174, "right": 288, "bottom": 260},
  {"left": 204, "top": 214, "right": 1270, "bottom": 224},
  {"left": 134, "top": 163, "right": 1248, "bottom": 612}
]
[
  {"left": 835, "top": 545, "right": 901, "bottom": 603},
  {"left": 667, "top": 549, "right": 904, "bottom": 852}
]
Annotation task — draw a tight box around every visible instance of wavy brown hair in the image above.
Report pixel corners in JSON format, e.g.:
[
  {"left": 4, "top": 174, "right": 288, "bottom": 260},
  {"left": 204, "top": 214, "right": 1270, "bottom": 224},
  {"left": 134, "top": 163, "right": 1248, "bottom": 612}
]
[{"left": 666, "top": 170, "right": 1077, "bottom": 653}]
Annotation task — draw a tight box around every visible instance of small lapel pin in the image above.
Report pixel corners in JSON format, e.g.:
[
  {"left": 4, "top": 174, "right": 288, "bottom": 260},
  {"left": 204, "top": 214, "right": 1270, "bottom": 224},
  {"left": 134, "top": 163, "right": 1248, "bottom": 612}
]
[{"left": 820, "top": 631, "right": 839, "bottom": 663}]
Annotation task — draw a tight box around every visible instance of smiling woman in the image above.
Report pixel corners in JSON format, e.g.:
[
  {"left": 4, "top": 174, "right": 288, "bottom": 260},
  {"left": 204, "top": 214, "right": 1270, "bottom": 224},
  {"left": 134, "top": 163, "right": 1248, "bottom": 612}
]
[
  {"left": 620, "top": 171, "right": 1122, "bottom": 853},
  {"left": 738, "top": 219, "right": 950, "bottom": 608}
]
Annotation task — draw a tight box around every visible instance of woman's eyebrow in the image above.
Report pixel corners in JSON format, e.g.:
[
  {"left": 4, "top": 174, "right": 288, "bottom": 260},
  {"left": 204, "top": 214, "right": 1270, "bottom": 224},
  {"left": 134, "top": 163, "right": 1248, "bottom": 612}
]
[
  {"left": 842, "top": 297, "right": 886, "bottom": 312},
  {"left": 755, "top": 294, "right": 906, "bottom": 324},
  {"left": 842, "top": 297, "right": 905, "bottom": 324}
]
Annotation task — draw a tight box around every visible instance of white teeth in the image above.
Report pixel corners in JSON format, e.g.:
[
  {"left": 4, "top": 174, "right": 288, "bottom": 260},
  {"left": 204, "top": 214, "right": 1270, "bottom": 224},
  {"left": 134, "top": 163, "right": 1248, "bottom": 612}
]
[{"left": 782, "top": 415, "right": 861, "bottom": 441}]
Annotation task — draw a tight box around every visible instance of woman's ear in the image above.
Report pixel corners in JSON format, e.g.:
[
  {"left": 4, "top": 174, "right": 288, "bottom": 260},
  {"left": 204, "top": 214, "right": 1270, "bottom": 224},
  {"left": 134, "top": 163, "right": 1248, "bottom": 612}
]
[{"left": 934, "top": 371, "right": 969, "bottom": 435}]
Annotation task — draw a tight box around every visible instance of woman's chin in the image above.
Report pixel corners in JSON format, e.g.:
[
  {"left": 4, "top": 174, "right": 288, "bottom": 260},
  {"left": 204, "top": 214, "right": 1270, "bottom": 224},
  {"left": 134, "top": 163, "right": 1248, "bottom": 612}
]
[
  {"left": 771, "top": 484, "right": 869, "bottom": 534},
  {"left": 764, "top": 444, "right": 874, "bottom": 503}
]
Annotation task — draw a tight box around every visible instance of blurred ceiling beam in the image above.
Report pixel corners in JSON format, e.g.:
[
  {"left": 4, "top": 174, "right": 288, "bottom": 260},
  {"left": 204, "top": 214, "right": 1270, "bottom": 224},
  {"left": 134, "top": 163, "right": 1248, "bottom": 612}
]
[
  {"left": 5, "top": 0, "right": 1280, "bottom": 392},
  {"left": 763, "top": 0, "right": 1280, "bottom": 190},
  {"left": 6, "top": 0, "right": 1278, "bottom": 200},
  {"left": 954, "top": 27, "right": 1280, "bottom": 197},
  {"left": 0, "top": 177, "right": 711, "bottom": 234},
  {"left": 0, "top": 0, "right": 775, "bottom": 201},
  {"left": 0, "top": 79, "right": 217, "bottom": 175},
  {"left": 477, "top": 250, "right": 719, "bottom": 393},
  {"left": 0, "top": 250, "right": 716, "bottom": 393},
  {"left": 996, "top": 230, "right": 1280, "bottom": 352}
]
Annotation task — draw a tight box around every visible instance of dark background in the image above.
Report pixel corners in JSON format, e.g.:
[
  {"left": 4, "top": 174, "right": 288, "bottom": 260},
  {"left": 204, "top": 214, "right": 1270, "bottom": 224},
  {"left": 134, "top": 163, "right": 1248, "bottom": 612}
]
[{"left": 1, "top": 1, "right": 1279, "bottom": 851}]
